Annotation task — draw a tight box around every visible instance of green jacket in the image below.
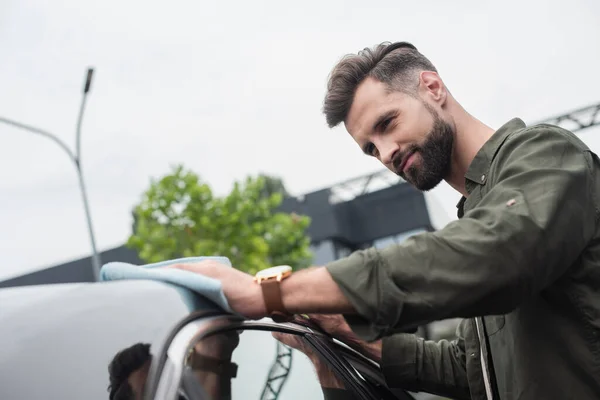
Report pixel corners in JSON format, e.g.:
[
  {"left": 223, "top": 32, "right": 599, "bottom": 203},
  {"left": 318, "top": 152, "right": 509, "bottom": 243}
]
[{"left": 325, "top": 118, "right": 600, "bottom": 399}]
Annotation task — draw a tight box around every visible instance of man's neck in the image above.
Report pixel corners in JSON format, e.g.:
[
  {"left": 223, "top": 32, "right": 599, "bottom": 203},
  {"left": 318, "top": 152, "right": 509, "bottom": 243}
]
[{"left": 445, "top": 108, "right": 495, "bottom": 197}]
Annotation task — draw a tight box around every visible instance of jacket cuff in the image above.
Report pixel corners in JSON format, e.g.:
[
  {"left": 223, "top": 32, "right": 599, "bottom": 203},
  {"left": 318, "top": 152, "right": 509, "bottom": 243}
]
[{"left": 380, "top": 334, "right": 418, "bottom": 388}]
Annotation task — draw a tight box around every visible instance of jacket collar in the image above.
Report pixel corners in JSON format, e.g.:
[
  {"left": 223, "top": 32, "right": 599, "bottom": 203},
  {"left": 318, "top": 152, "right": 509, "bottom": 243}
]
[{"left": 456, "top": 118, "right": 527, "bottom": 216}]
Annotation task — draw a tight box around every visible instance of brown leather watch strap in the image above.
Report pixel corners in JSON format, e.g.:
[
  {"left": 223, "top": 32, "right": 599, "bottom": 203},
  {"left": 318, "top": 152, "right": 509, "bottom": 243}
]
[{"left": 260, "top": 279, "right": 292, "bottom": 322}]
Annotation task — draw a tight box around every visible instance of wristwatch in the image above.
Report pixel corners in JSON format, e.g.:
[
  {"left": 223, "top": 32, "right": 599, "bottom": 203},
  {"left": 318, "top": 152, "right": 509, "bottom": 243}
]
[{"left": 254, "top": 265, "right": 293, "bottom": 323}]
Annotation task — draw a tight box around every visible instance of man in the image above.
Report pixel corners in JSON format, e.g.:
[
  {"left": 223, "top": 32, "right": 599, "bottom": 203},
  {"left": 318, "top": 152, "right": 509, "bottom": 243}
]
[{"left": 172, "top": 41, "right": 600, "bottom": 399}]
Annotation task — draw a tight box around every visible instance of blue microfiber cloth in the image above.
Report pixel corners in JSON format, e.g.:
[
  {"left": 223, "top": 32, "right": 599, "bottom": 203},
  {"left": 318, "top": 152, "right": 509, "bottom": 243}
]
[{"left": 99, "top": 256, "right": 235, "bottom": 314}]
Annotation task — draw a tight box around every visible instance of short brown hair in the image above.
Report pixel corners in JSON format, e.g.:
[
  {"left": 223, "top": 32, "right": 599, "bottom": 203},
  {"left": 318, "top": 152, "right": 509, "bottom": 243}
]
[{"left": 322, "top": 41, "right": 438, "bottom": 128}]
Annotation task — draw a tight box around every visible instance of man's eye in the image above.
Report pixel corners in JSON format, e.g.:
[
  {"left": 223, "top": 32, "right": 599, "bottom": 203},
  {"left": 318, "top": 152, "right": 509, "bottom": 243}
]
[
  {"left": 365, "top": 143, "right": 378, "bottom": 157},
  {"left": 381, "top": 118, "right": 392, "bottom": 131}
]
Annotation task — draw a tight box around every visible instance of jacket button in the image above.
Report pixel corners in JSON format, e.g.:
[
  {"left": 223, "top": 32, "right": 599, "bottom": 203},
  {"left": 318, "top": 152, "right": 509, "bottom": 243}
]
[{"left": 480, "top": 174, "right": 486, "bottom": 182}]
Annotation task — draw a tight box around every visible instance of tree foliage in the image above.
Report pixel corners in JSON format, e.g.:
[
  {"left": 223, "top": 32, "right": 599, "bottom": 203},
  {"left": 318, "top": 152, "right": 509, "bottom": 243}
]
[{"left": 127, "top": 165, "right": 313, "bottom": 274}]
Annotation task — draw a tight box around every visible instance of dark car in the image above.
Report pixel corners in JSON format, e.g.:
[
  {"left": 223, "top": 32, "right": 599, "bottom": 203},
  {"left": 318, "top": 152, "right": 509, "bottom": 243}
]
[{"left": 0, "top": 279, "right": 421, "bottom": 400}]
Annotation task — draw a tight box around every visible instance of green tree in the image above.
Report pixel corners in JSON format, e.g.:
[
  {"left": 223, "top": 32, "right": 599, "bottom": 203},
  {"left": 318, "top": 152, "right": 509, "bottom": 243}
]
[
  {"left": 127, "top": 165, "right": 313, "bottom": 275},
  {"left": 258, "top": 174, "right": 289, "bottom": 198}
]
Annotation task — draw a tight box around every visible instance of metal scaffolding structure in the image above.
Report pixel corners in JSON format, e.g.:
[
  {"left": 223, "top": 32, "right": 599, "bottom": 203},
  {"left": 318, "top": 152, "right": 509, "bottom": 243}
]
[
  {"left": 328, "top": 168, "right": 404, "bottom": 204},
  {"left": 260, "top": 342, "right": 294, "bottom": 400},
  {"left": 534, "top": 102, "right": 600, "bottom": 133}
]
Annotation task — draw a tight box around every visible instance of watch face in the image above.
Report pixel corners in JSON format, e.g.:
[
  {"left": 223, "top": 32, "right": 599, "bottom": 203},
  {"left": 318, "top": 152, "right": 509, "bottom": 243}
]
[{"left": 255, "top": 265, "right": 292, "bottom": 279}]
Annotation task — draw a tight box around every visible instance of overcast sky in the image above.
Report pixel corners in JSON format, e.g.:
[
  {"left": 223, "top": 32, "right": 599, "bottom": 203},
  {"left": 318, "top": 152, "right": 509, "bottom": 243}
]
[{"left": 1, "top": 0, "right": 599, "bottom": 280}]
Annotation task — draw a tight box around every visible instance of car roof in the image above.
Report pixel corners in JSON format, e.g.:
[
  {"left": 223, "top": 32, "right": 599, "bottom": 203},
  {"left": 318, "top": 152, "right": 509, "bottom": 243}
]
[{"left": 0, "top": 280, "right": 221, "bottom": 400}]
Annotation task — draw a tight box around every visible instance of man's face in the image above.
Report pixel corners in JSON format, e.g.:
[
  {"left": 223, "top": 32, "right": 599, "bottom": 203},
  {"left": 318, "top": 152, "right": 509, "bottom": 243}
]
[{"left": 345, "top": 77, "right": 454, "bottom": 191}]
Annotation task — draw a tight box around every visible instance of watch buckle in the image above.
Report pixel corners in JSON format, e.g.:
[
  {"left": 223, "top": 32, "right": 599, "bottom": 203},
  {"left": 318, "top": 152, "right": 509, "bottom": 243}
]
[{"left": 254, "top": 272, "right": 285, "bottom": 284}]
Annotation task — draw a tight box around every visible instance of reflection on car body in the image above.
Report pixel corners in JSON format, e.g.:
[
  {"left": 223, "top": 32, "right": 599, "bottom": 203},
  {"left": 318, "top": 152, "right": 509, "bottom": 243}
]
[{"left": 0, "top": 280, "right": 417, "bottom": 400}]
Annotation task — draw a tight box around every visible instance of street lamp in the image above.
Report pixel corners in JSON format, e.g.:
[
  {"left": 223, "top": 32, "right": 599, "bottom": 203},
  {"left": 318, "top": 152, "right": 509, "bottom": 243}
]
[{"left": 0, "top": 67, "right": 102, "bottom": 280}]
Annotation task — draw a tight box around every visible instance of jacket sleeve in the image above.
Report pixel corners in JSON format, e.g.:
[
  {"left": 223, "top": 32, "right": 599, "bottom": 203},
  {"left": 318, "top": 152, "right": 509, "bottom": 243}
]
[
  {"left": 379, "top": 321, "right": 470, "bottom": 400},
  {"left": 325, "top": 125, "right": 598, "bottom": 341}
]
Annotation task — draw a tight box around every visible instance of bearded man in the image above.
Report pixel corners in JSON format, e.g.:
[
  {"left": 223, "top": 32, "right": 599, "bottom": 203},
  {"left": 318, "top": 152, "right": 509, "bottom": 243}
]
[{"left": 172, "top": 42, "right": 600, "bottom": 400}]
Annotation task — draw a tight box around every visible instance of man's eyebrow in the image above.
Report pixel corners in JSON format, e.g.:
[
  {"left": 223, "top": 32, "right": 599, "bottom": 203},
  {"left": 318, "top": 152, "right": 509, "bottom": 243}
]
[{"left": 372, "top": 110, "right": 398, "bottom": 133}]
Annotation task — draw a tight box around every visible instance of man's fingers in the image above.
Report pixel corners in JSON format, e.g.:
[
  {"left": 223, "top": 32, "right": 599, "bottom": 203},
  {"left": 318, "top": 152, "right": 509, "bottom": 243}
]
[
  {"left": 299, "top": 314, "right": 354, "bottom": 339},
  {"left": 305, "top": 313, "right": 342, "bottom": 328},
  {"left": 168, "top": 263, "right": 200, "bottom": 271},
  {"left": 167, "top": 261, "right": 221, "bottom": 274},
  {"left": 272, "top": 332, "right": 309, "bottom": 353},
  {"left": 272, "top": 331, "right": 294, "bottom": 346}
]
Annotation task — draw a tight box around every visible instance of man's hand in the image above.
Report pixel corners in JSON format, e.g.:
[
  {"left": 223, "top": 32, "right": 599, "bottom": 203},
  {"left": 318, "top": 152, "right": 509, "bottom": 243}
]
[
  {"left": 295, "top": 314, "right": 382, "bottom": 363},
  {"left": 272, "top": 329, "right": 347, "bottom": 389},
  {"left": 170, "top": 261, "right": 268, "bottom": 319},
  {"left": 272, "top": 314, "right": 381, "bottom": 390}
]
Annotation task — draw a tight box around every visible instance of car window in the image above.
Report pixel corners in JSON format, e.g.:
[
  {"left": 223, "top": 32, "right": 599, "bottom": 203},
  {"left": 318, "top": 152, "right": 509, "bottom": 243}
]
[{"left": 180, "top": 325, "right": 352, "bottom": 400}]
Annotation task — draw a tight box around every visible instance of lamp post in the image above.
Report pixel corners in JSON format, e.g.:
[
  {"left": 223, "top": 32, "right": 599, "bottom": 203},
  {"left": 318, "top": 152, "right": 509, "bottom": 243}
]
[{"left": 0, "top": 67, "right": 102, "bottom": 280}]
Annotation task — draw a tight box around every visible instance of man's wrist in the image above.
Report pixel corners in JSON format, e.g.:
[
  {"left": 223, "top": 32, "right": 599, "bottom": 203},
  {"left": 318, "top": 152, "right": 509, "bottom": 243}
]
[
  {"left": 343, "top": 336, "right": 382, "bottom": 363},
  {"left": 253, "top": 266, "right": 293, "bottom": 320},
  {"left": 279, "top": 266, "right": 316, "bottom": 314},
  {"left": 280, "top": 266, "right": 355, "bottom": 315},
  {"left": 362, "top": 340, "right": 383, "bottom": 363}
]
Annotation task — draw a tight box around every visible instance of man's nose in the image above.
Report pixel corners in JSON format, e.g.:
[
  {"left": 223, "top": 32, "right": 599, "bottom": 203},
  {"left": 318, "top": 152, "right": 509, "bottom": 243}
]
[{"left": 377, "top": 140, "right": 400, "bottom": 165}]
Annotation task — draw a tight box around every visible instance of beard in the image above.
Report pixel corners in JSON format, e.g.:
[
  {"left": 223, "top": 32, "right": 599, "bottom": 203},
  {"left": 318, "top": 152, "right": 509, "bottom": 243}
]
[{"left": 398, "top": 106, "right": 454, "bottom": 191}]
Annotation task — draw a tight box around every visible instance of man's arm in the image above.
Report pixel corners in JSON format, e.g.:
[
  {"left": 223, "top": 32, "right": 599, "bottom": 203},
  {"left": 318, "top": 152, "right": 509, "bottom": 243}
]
[
  {"left": 172, "top": 125, "right": 597, "bottom": 340},
  {"left": 280, "top": 266, "right": 356, "bottom": 314},
  {"left": 282, "top": 332, "right": 469, "bottom": 400},
  {"left": 316, "top": 316, "right": 471, "bottom": 399}
]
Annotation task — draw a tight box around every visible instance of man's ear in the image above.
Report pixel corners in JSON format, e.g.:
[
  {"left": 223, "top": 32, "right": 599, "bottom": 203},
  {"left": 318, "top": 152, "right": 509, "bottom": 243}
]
[{"left": 419, "top": 71, "right": 447, "bottom": 107}]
